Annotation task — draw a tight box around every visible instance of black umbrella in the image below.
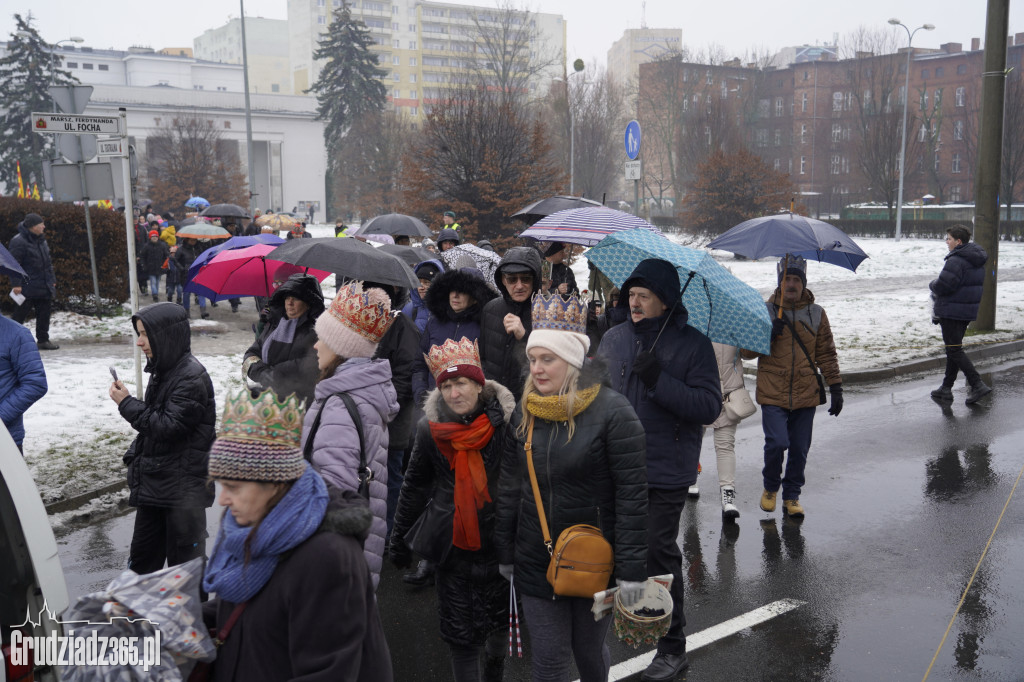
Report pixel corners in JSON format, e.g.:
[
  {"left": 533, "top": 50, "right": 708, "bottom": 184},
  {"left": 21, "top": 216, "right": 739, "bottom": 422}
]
[
  {"left": 354, "top": 213, "right": 432, "bottom": 238},
  {"left": 269, "top": 238, "right": 418, "bottom": 288},
  {"left": 511, "top": 195, "right": 604, "bottom": 226},
  {"left": 378, "top": 244, "right": 434, "bottom": 267},
  {"left": 199, "top": 203, "right": 251, "bottom": 220}
]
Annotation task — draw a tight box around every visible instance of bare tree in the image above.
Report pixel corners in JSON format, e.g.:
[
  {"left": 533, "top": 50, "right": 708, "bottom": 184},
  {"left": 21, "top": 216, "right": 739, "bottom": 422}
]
[
  {"left": 1000, "top": 69, "right": 1024, "bottom": 220},
  {"left": 914, "top": 84, "right": 949, "bottom": 202},
  {"left": 331, "top": 110, "right": 412, "bottom": 221},
  {"left": 466, "top": 0, "right": 559, "bottom": 100},
  {"left": 144, "top": 112, "right": 248, "bottom": 210}
]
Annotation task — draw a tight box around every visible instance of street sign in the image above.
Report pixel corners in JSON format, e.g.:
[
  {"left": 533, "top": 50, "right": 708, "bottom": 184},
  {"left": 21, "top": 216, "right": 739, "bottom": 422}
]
[
  {"left": 49, "top": 162, "right": 115, "bottom": 202},
  {"left": 625, "top": 160, "right": 642, "bottom": 181},
  {"left": 47, "top": 85, "right": 94, "bottom": 114},
  {"left": 624, "top": 120, "right": 641, "bottom": 160},
  {"left": 31, "top": 112, "right": 120, "bottom": 135},
  {"left": 96, "top": 138, "right": 122, "bottom": 156},
  {"left": 58, "top": 134, "right": 97, "bottom": 163}
]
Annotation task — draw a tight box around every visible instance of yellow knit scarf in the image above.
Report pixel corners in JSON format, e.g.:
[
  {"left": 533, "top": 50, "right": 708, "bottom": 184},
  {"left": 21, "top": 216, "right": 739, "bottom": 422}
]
[{"left": 525, "top": 384, "right": 601, "bottom": 422}]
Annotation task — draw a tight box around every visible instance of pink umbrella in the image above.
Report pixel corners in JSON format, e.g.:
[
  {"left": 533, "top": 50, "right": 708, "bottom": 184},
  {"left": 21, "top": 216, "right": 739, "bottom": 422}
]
[{"left": 191, "top": 244, "right": 330, "bottom": 298}]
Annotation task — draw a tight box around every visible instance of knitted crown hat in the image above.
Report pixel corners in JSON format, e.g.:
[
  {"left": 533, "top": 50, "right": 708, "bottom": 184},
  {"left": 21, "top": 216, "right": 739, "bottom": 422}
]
[
  {"left": 315, "top": 281, "right": 393, "bottom": 359},
  {"left": 526, "top": 293, "right": 590, "bottom": 369},
  {"left": 208, "top": 390, "right": 306, "bottom": 482},
  {"left": 777, "top": 255, "right": 808, "bottom": 287},
  {"left": 425, "top": 337, "right": 485, "bottom": 387}
]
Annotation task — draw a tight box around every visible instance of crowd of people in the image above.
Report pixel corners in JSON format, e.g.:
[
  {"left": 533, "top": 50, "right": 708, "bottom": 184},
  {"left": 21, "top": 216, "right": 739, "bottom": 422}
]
[{"left": 2, "top": 205, "right": 994, "bottom": 681}]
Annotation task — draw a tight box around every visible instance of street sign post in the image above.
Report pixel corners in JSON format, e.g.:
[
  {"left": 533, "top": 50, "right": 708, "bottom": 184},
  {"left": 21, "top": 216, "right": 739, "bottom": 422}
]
[
  {"left": 47, "top": 85, "right": 93, "bottom": 115},
  {"left": 31, "top": 112, "right": 120, "bottom": 135},
  {"left": 96, "top": 138, "right": 122, "bottom": 157},
  {"left": 624, "top": 120, "right": 642, "bottom": 217},
  {"left": 624, "top": 120, "right": 642, "bottom": 160}
]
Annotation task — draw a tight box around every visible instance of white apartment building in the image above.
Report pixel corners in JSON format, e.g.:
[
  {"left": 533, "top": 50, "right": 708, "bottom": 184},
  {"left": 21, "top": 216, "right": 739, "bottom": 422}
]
[
  {"left": 193, "top": 18, "right": 292, "bottom": 95},
  {"left": 288, "top": 0, "right": 566, "bottom": 116},
  {"left": 607, "top": 28, "right": 683, "bottom": 87}
]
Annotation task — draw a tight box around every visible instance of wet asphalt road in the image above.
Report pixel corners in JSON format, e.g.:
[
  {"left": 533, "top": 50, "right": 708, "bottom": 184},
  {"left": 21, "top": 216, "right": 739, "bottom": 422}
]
[{"left": 53, "top": 358, "right": 1024, "bottom": 681}]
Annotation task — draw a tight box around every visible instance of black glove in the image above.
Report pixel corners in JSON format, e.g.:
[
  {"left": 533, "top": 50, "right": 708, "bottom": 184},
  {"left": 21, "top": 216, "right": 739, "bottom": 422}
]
[
  {"left": 771, "top": 318, "right": 786, "bottom": 339},
  {"left": 389, "top": 536, "right": 413, "bottom": 569},
  {"left": 247, "top": 360, "right": 270, "bottom": 382},
  {"left": 828, "top": 384, "right": 843, "bottom": 417},
  {"left": 633, "top": 351, "right": 661, "bottom": 389}
]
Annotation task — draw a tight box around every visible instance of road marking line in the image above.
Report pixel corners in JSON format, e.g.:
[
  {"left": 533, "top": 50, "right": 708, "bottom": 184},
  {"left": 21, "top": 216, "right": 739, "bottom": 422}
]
[{"left": 601, "top": 598, "right": 807, "bottom": 681}]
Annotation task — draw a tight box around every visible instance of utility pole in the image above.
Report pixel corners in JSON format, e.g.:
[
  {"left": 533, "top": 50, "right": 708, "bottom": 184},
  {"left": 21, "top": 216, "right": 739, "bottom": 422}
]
[
  {"left": 973, "top": 0, "right": 1010, "bottom": 331},
  {"left": 240, "top": 0, "right": 257, "bottom": 215}
]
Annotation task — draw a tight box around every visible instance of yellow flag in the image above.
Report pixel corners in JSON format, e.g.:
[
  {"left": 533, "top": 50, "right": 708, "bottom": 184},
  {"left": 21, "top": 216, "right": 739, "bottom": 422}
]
[
  {"left": 16, "top": 161, "right": 25, "bottom": 198},
  {"left": 31, "top": 183, "right": 40, "bottom": 200}
]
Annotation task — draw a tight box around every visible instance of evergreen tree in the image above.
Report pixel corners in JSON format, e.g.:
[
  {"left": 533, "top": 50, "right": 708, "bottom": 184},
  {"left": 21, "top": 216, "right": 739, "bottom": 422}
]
[
  {"left": 0, "top": 13, "right": 77, "bottom": 193},
  {"left": 307, "top": 2, "right": 387, "bottom": 166}
]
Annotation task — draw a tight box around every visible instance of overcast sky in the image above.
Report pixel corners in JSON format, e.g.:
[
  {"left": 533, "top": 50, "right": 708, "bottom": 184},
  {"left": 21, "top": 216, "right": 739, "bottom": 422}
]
[{"left": 5, "top": 0, "right": 1022, "bottom": 72}]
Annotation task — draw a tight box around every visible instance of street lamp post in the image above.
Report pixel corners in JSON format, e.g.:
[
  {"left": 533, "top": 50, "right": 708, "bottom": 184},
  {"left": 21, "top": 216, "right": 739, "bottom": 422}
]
[
  {"left": 889, "top": 18, "right": 935, "bottom": 242},
  {"left": 563, "top": 59, "right": 585, "bottom": 196},
  {"left": 240, "top": 0, "right": 257, "bottom": 216}
]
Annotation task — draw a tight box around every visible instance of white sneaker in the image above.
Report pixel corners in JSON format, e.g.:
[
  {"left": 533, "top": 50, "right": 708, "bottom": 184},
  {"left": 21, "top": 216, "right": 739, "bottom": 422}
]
[
  {"left": 687, "top": 485, "right": 700, "bottom": 498},
  {"left": 721, "top": 486, "right": 740, "bottom": 520}
]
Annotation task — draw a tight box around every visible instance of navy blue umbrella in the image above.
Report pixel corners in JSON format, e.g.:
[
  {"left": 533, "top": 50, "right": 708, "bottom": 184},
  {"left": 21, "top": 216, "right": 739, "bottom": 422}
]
[
  {"left": 184, "top": 233, "right": 285, "bottom": 301},
  {"left": 0, "top": 243, "right": 27, "bottom": 280},
  {"left": 707, "top": 213, "right": 869, "bottom": 271}
]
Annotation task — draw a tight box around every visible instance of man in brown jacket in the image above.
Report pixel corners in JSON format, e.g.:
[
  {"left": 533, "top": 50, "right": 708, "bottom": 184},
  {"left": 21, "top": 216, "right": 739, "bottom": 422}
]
[{"left": 742, "top": 256, "right": 842, "bottom": 518}]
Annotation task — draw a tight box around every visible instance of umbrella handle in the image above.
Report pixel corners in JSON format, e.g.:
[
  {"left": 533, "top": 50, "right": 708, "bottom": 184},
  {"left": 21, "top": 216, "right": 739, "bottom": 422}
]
[{"left": 776, "top": 254, "right": 789, "bottom": 319}]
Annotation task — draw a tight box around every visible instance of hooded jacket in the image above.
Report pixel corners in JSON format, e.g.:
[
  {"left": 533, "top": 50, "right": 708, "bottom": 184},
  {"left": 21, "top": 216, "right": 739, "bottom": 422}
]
[
  {"left": 8, "top": 221, "right": 56, "bottom": 298},
  {"left": 930, "top": 241, "right": 988, "bottom": 321},
  {"left": 495, "top": 359, "right": 649, "bottom": 600},
  {"left": 139, "top": 238, "right": 170, "bottom": 276},
  {"left": 244, "top": 274, "right": 325, "bottom": 407},
  {"left": 173, "top": 240, "right": 202, "bottom": 275},
  {"left": 709, "top": 342, "right": 747, "bottom": 429},
  {"left": 412, "top": 268, "right": 498, "bottom": 403},
  {"left": 159, "top": 225, "right": 176, "bottom": 247},
  {"left": 205, "top": 487, "right": 393, "bottom": 682},
  {"left": 118, "top": 303, "right": 216, "bottom": 507},
  {"left": 479, "top": 247, "right": 543, "bottom": 401},
  {"left": 401, "top": 259, "right": 444, "bottom": 332},
  {"left": 597, "top": 259, "right": 722, "bottom": 489},
  {"left": 392, "top": 380, "right": 515, "bottom": 647},
  {"left": 0, "top": 316, "right": 47, "bottom": 447},
  {"left": 741, "top": 288, "right": 842, "bottom": 410},
  {"left": 302, "top": 357, "right": 399, "bottom": 589},
  {"left": 373, "top": 312, "right": 420, "bottom": 451}
]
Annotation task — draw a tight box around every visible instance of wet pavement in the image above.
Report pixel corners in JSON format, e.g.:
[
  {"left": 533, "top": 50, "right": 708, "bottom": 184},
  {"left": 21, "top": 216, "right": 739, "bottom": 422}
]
[{"left": 53, "top": 359, "right": 1024, "bottom": 681}]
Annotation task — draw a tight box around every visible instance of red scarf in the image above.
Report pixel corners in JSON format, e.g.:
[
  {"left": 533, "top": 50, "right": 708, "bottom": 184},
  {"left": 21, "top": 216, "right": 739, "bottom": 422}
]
[{"left": 429, "top": 414, "right": 496, "bottom": 551}]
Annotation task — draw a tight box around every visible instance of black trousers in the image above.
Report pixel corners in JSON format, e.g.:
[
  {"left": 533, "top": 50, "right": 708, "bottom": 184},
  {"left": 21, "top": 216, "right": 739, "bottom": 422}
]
[
  {"left": 128, "top": 505, "right": 208, "bottom": 574},
  {"left": 12, "top": 296, "right": 52, "bottom": 343},
  {"left": 647, "top": 486, "right": 688, "bottom": 655},
  {"left": 940, "top": 318, "right": 980, "bottom": 388}
]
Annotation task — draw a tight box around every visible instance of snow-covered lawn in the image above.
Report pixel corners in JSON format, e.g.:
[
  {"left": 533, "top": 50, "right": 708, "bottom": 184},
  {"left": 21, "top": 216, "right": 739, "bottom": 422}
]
[{"left": 16, "top": 231, "right": 1024, "bottom": 520}]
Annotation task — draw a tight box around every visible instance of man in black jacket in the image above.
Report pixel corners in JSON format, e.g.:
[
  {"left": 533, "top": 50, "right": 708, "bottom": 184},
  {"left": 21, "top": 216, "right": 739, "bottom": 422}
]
[
  {"left": 8, "top": 213, "right": 59, "bottom": 350},
  {"left": 542, "top": 242, "right": 578, "bottom": 297},
  {"left": 478, "top": 246, "right": 542, "bottom": 401},
  {"left": 597, "top": 259, "right": 721, "bottom": 682},
  {"left": 109, "top": 303, "right": 216, "bottom": 574}
]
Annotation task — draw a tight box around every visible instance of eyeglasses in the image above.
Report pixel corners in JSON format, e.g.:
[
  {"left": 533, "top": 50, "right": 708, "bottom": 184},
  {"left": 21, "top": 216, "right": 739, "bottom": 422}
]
[{"left": 502, "top": 273, "right": 534, "bottom": 285}]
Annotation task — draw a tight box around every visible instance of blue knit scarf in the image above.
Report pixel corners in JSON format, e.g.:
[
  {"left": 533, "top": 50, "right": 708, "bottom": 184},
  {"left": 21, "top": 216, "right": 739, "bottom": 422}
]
[{"left": 203, "top": 465, "right": 329, "bottom": 603}]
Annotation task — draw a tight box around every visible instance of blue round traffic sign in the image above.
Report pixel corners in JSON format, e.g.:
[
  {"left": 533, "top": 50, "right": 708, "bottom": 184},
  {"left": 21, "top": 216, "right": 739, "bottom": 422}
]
[{"left": 624, "top": 120, "right": 641, "bottom": 160}]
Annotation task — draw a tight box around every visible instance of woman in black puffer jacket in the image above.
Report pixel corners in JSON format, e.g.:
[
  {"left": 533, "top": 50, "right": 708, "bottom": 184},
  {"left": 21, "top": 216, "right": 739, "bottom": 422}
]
[
  {"left": 495, "top": 293, "right": 648, "bottom": 682},
  {"left": 242, "top": 274, "right": 325, "bottom": 406},
  {"left": 391, "top": 338, "right": 516, "bottom": 682}
]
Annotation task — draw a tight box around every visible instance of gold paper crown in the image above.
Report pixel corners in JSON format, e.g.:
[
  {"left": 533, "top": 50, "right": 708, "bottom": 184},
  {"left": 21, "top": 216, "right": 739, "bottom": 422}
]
[
  {"left": 425, "top": 337, "right": 481, "bottom": 381},
  {"left": 332, "top": 281, "right": 393, "bottom": 343},
  {"left": 218, "top": 390, "right": 305, "bottom": 447},
  {"left": 531, "top": 293, "right": 587, "bottom": 335}
]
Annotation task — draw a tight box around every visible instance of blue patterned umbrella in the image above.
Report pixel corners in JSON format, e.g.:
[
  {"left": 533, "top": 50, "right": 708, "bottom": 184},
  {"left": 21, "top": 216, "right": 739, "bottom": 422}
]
[
  {"left": 585, "top": 229, "right": 772, "bottom": 354},
  {"left": 707, "top": 213, "right": 868, "bottom": 271},
  {"left": 519, "top": 207, "right": 664, "bottom": 246},
  {"left": 185, "top": 196, "right": 210, "bottom": 210}
]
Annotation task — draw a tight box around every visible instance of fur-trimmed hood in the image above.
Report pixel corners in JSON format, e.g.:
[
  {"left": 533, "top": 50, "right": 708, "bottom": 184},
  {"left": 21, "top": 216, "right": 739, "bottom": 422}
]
[
  {"left": 317, "top": 486, "right": 373, "bottom": 542},
  {"left": 424, "top": 268, "right": 498, "bottom": 322},
  {"left": 423, "top": 379, "right": 516, "bottom": 424}
]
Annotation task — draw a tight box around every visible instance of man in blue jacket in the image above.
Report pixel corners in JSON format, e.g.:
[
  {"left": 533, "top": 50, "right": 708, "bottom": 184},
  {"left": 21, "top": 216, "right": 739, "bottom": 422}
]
[
  {"left": 929, "top": 225, "right": 992, "bottom": 404},
  {"left": 597, "top": 259, "right": 722, "bottom": 682},
  {"left": 8, "top": 213, "right": 59, "bottom": 350},
  {"left": 0, "top": 315, "right": 47, "bottom": 453}
]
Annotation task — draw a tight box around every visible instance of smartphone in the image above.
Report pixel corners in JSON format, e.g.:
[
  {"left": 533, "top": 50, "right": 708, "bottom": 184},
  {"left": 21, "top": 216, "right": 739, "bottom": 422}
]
[{"left": 109, "top": 366, "right": 119, "bottom": 383}]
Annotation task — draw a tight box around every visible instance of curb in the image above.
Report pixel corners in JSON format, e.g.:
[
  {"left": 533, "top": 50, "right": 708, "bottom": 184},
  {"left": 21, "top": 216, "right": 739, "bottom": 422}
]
[{"left": 45, "top": 479, "right": 127, "bottom": 515}]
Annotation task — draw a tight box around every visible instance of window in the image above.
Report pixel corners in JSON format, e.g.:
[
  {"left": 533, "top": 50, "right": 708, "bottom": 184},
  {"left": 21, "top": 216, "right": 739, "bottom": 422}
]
[
  {"left": 409, "top": 57, "right": 417, "bottom": 66},
  {"left": 393, "top": 4, "right": 398, "bottom": 13},
  {"left": 98, "top": 64, "right": 108, "bottom": 71},
  {"left": 682, "top": 98, "right": 688, "bottom": 112},
  {"left": 393, "top": 56, "right": 400, "bottom": 65},
  {"left": 935, "top": 67, "right": 944, "bottom": 78},
  {"left": 788, "top": 158, "right": 793, "bottom": 174},
  {"left": 934, "top": 154, "right": 941, "bottom": 171},
  {"left": 956, "top": 87, "right": 965, "bottom": 107},
  {"left": 409, "top": 24, "right": 416, "bottom": 31},
  {"left": 773, "top": 158, "right": 781, "bottom": 171},
  {"left": 67, "top": 61, "right": 77, "bottom": 68},
  {"left": 830, "top": 154, "right": 841, "bottom": 175},
  {"left": 317, "top": 0, "right": 325, "bottom": 5},
  {"left": 954, "top": 119, "right": 964, "bottom": 140},
  {"left": 935, "top": 89, "right": 943, "bottom": 107},
  {"left": 920, "top": 90, "right": 928, "bottom": 111},
  {"left": 898, "top": 86, "right": 906, "bottom": 105},
  {"left": 919, "top": 123, "right": 928, "bottom": 142},
  {"left": 706, "top": 70, "right": 712, "bottom": 85},
  {"left": 409, "top": 74, "right": 416, "bottom": 83},
  {"left": 957, "top": 64, "right": 966, "bottom": 75},
  {"left": 83, "top": 62, "right": 93, "bottom": 70},
  {"left": 409, "top": 40, "right": 416, "bottom": 49},
  {"left": 952, "top": 153, "right": 962, "bottom": 173},
  {"left": 364, "top": 1, "right": 386, "bottom": 10},
  {"left": 756, "top": 129, "right": 768, "bottom": 148},
  {"left": 799, "top": 156, "right": 806, "bottom": 174},
  {"left": 392, "top": 22, "right": 399, "bottom": 30},
  {"left": 832, "top": 123, "right": 842, "bottom": 143},
  {"left": 704, "top": 126, "right": 711, "bottom": 146},
  {"left": 803, "top": 70, "right": 809, "bottom": 81},
  {"left": 216, "top": 86, "right": 226, "bottom": 91},
  {"left": 410, "top": 107, "right": 418, "bottom": 115},
  {"left": 921, "top": 69, "right": 929, "bottom": 79},
  {"left": 409, "top": 89, "right": 417, "bottom": 98},
  {"left": 393, "top": 39, "right": 400, "bottom": 48},
  {"left": 317, "top": 15, "right": 326, "bottom": 24},
  {"left": 392, "top": 72, "right": 400, "bottom": 82},
  {"left": 271, "top": 84, "right": 279, "bottom": 93},
  {"left": 758, "top": 99, "right": 770, "bottom": 118},
  {"left": 391, "top": 88, "right": 400, "bottom": 98},
  {"left": 801, "top": 92, "right": 808, "bottom": 112},
  {"left": 800, "top": 124, "right": 807, "bottom": 144},
  {"left": 775, "top": 97, "right": 783, "bottom": 116},
  {"left": 950, "top": 185, "right": 962, "bottom": 202},
  {"left": 774, "top": 129, "right": 782, "bottom": 146},
  {"left": 193, "top": 85, "right": 203, "bottom": 90},
  {"left": 832, "top": 91, "right": 843, "bottom": 111}
]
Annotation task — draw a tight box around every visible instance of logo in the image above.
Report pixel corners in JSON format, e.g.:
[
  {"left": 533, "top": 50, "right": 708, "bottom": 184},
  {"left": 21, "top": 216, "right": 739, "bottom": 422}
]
[
  {"left": 35, "top": 117, "right": 48, "bottom": 129},
  {"left": 6, "top": 601, "right": 164, "bottom": 673}
]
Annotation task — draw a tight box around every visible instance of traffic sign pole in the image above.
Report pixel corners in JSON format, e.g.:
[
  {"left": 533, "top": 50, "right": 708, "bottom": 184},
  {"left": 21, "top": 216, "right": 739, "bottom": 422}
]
[
  {"left": 118, "top": 107, "right": 143, "bottom": 397},
  {"left": 76, "top": 138, "right": 102, "bottom": 310}
]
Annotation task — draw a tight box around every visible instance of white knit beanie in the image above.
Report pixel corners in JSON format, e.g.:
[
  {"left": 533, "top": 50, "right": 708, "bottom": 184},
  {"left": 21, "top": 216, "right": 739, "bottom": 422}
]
[{"left": 526, "top": 329, "right": 590, "bottom": 370}]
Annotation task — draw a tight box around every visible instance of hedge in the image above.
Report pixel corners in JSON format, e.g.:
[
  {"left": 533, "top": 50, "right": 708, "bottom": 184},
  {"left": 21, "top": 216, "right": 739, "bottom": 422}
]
[
  {"left": 831, "top": 219, "right": 1024, "bottom": 240},
  {"left": 1, "top": 197, "right": 130, "bottom": 313}
]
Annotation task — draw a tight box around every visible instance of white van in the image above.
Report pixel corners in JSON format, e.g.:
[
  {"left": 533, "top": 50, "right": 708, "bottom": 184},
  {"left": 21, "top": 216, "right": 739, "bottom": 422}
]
[{"left": 0, "top": 426, "right": 67, "bottom": 682}]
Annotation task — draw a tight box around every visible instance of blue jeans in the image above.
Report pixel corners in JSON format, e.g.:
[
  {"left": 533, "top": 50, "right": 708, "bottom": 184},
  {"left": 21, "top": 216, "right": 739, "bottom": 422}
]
[
  {"left": 761, "top": 404, "right": 816, "bottom": 500},
  {"left": 148, "top": 274, "right": 161, "bottom": 296},
  {"left": 520, "top": 594, "right": 611, "bottom": 682}
]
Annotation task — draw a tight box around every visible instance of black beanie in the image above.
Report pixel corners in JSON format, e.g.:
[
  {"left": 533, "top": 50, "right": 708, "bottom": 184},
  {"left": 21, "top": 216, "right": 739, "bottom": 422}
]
[{"left": 23, "top": 213, "right": 44, "bottom": 229}]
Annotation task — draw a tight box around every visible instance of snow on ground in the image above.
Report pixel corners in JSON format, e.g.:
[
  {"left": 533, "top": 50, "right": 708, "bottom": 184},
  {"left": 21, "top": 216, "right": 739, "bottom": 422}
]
[{"left": 16, "top": 231, "right": 1024, "bottom": 520}]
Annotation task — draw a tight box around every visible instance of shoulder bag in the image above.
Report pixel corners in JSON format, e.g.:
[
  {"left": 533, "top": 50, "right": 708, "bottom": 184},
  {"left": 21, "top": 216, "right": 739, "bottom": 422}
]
[
  {"left": 186, "top": 602, "right": 248, "bottom": 682},
  {"left": 782, "top": 316, "right": 827, "bottom": 405},
  {"left": 524, "top": 419, "right": 614, "bottom": 598},
  {"left": 303, "top": 392, "right": 373, "bottom": 498},
  {"left": 723, "top": 386, "right": 757, "bottom": 422}
]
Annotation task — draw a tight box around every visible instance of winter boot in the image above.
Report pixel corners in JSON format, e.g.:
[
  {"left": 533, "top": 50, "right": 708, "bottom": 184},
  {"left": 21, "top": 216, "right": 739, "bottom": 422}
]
[
  {"left": 36, "top": 340, "right": 60, "bottom": 351},
  {"left": 721, "top": 486, "right": 739, "bottom": 520},
  {"left": 930, "top": 385, "right": 954, "bottom": 401},
  {"left": 166, "top": 294, "right": 173, "bottom": 302},
  {"left": 759, "top": 489, "right": 777, "bottom": 512},
  {"left": 783, "top": 499, "right": 805, "bottom": 518},
  {"left": 200, "top": 310, "right": 210, "bottom": 320},
  {"left": 403, "top": 559, "right": 435, "bottom": 587},
  {"left": 965, "top": 381, "right": 992, "bottom": 405},
  {"left": 152, "top": 294, "right": 159, "bottom": 302}
]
